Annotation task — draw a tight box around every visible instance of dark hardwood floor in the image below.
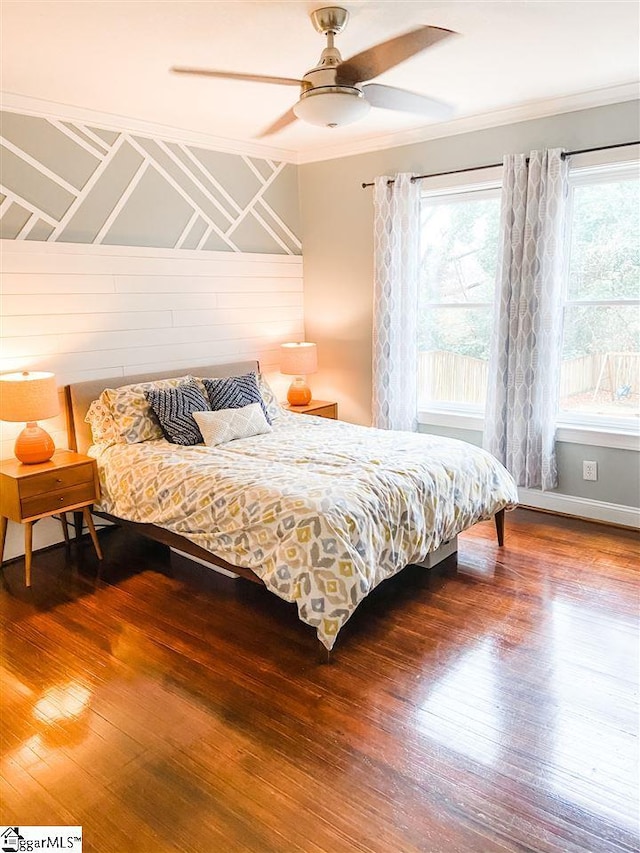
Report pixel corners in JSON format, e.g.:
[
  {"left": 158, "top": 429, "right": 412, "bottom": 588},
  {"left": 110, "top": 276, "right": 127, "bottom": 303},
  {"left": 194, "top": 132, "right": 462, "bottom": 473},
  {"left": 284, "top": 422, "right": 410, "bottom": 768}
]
[{"left": 1, "top": 509, "right": 638, "bottom": 852}]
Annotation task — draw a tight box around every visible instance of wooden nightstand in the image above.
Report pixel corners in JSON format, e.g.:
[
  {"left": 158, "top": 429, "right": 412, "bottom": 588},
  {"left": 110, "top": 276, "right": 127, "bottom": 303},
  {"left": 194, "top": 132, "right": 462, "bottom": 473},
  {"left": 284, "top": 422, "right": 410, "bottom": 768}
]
[
  {"left": 0, "top": 450, "right": 103, "bottom": 586},
  {"left": 285, "top": 400, "right": 338, "bottom": 419}
]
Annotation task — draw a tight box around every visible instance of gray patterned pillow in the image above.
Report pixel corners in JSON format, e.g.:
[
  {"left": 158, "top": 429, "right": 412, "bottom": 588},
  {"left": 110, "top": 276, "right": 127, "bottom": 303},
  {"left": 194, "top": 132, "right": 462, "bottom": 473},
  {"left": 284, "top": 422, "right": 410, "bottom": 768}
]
[
  {"left": 202, "top": 372, "right": 272, "bottom": 424},
  {"left": 102, "top": 375, "right": 193, "bottom": 444},
  {"left": 145, "top": 382, "right": 211, "bottom": 445},
  {"left": 257, "top": 374, "right": 285, "bottom": 422}
]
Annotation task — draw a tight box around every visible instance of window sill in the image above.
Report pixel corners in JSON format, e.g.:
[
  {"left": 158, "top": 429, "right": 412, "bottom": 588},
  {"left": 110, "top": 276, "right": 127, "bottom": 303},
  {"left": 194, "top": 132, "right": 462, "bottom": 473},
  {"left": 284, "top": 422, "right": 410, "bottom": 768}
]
[
  {"left": 418, "top": 410, "right": 484, "bottom": 432},
  {"left": 418, "top": 410, "right": 640, "bottom": 451},
  {"left": 555, "top": 423, "right": 639, "bottom": 451}
]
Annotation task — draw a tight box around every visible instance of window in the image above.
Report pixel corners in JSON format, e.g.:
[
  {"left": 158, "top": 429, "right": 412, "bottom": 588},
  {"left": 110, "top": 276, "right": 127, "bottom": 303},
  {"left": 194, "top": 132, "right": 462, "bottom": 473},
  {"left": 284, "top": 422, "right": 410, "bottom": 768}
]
[
  {"left": 560, "top": 163, "right": 639, "bottom": 428},
  {"left": 419, "top": 160, "right": 639, "bottom": 440},
  {"left": 418, "top": 184, "right": 501, "bottom": 414}
]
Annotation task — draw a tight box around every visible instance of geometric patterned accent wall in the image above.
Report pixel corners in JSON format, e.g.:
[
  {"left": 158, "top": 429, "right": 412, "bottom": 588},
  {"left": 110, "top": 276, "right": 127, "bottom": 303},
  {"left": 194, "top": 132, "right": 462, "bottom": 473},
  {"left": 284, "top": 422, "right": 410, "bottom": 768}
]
[{"left": 0, "top": 110, "right": 301, "bottom": 255}]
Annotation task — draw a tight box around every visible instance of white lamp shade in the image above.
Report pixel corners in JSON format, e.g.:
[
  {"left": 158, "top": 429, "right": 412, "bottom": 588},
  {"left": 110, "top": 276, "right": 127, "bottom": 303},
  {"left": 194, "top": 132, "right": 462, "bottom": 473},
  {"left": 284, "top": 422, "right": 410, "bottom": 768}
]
[
  {"left": 280, "top": 342, "right": 318, "bottom": 376},
  {"left": 293, "top": 89, "right": 370, "bottom": 128},
  {"left": 0, "top": 371, "right": 60, "bottom": 422}
]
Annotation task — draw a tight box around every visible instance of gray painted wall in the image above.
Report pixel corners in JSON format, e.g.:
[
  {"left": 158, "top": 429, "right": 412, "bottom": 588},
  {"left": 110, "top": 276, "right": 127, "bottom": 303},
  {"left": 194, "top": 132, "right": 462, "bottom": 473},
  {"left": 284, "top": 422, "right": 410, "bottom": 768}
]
[
  {"left": 555, "top": 441, "right": 639, "bottom": 506},
  {"left": 0, "top": 110, "right": 301, "bottom": 254},
  {"left": 300, "top": 100, "right": 640, "bottom": 508},
  {"left": 419, "top": 424, "right": 640, "bottom": 508}
]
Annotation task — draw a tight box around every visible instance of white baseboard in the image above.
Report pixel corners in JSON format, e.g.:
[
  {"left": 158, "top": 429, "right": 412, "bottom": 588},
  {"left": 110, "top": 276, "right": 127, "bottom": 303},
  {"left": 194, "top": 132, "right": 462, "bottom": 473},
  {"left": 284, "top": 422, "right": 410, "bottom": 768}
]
[{"left": 518, "top": 488, "right": 640, "bottom": 529}]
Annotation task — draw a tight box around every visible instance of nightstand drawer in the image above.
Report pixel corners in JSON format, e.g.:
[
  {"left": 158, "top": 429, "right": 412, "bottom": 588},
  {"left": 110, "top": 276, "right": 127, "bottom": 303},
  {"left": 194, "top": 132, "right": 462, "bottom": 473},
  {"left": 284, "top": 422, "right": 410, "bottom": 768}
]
[
  {"left": 21, "top": 482, "right": 96, "bottom": 518},
  {"left": 19, "top": 463, "right": 94, "bottom": 499}
]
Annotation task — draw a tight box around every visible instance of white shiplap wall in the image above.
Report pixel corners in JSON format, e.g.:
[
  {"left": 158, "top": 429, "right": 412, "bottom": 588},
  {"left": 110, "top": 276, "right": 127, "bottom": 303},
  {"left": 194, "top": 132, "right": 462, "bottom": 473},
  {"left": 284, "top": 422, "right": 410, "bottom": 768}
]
[{"left": 0, "top": 239, "right": 304, "bottom": 559}]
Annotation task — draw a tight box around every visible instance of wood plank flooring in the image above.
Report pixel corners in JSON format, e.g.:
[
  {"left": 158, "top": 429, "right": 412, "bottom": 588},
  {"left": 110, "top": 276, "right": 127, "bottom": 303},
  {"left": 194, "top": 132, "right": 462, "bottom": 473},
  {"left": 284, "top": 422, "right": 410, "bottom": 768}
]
[{"left": 0, "top": 509, "right": 638, "bottom": 852}]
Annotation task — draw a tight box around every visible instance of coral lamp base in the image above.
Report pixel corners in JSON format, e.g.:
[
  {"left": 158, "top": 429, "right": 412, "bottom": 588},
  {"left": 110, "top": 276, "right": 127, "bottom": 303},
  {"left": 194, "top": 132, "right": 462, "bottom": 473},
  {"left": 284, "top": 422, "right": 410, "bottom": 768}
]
[
  {"left": 287, "top": 377, "right": 312, "bottom": 406},
  {"left": 15, "top": 422, "right": 56, "bottom": 464}
]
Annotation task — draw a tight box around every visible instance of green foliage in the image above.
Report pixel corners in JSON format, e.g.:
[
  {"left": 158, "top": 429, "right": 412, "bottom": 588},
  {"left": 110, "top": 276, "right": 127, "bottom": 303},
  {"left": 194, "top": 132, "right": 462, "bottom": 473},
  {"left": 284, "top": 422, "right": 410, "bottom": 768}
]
[
  {"left": 563, "top": 305, "right": 640, "bottom": 360},
  {"left": 422, "top": 308, "right": 493, "bottom": 360},
  {"left": 419, "top": 194, "right": 499, "bottom": 360},
  {"left": 565, "top": 178, "right": 640, "bottom": 358},
  {"left": 569, "top": 179, "right": 640, "bottom": 301}
]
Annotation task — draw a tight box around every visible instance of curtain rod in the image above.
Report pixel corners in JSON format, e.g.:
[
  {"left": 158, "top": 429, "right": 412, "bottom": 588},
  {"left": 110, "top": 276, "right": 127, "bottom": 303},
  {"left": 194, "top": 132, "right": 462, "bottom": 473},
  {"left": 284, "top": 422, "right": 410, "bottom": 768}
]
[{"left": 360, "top": 140, "right": 640, "bottom": 189}]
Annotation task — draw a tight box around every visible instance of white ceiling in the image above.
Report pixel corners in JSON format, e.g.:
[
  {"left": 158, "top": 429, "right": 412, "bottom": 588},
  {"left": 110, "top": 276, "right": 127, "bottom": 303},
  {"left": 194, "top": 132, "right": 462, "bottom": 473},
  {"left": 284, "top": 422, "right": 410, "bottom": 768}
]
[{"left": 2, "top": 0, "right": 639, "bottom": 162}]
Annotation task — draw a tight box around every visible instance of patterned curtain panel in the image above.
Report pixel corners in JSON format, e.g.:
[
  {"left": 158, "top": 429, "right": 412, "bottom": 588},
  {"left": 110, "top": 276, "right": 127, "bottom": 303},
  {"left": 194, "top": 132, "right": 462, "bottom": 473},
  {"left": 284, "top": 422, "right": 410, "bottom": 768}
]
[
  {"left": 484, "top": 149, "right": 568, "bottom": 490},
  {"left": 372, "top": 173, "right": 421, "bottom": 430}
]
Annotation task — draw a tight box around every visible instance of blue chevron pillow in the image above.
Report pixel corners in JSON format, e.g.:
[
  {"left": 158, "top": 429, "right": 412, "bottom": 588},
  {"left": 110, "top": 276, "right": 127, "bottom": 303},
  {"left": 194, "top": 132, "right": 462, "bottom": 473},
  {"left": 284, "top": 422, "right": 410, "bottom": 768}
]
[
  {"left": 202, "top": 373, "right": 272, "bottom": 424},
  {"left": 145, "top": 381, "right": 211, "bottom": 445}
]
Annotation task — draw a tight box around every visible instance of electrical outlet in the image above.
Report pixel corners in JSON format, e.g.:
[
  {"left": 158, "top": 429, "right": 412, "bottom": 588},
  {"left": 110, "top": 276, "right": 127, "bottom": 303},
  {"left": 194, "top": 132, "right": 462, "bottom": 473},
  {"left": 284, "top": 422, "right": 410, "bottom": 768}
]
[{"left": 583, "top": 461, "right": 598, "bottom": 481}]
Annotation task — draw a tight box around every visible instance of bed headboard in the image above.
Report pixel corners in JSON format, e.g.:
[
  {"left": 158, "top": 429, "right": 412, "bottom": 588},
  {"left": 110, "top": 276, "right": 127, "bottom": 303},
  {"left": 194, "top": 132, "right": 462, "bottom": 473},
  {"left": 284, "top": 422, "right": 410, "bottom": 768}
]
[{"left": 65, "top": 360, "right": 260, "bottom": 454}]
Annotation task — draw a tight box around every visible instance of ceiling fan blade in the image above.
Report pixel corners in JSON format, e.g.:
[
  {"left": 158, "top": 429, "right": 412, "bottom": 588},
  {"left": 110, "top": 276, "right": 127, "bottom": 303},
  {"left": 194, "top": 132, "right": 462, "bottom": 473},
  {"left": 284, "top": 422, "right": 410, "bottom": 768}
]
[
  {"left": 256, "top": 108, "right": 298, "bottom": 138},
  {"left": 363, "top": 83, "right": 454, "bottom": 120},
  {"left": 172, "top": 67, "right": 303, "bottom": 87},
  {"left": 336, "top": 26, "right": 456, "bottom": 85}
]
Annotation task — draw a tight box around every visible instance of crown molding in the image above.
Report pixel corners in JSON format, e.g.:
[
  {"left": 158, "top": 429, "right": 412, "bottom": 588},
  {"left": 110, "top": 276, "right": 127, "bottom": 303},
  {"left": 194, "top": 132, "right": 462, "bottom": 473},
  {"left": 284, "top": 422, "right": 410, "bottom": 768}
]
[
  {"left": 3, "top": 82, "right": 638, "bottom": 167},
  {"left": 0, "top": 91, "right": 300, "bottom": 163},
  {"left": 296, "top": 81, "right": 640, "bottom": 164}
]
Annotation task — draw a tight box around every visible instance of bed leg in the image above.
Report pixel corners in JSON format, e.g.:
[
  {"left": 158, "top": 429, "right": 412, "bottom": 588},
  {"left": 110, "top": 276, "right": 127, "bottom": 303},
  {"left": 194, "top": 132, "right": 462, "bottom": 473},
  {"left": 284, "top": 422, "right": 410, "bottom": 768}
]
[
  {"left": 494, "top": 508, "right": 505, "bottom": 547},
  {"left": 318, "top": 642, "right": 332, "bottom": 665},
  {"left": 73, "top": 510, "right": 84, "bottom": 543}
]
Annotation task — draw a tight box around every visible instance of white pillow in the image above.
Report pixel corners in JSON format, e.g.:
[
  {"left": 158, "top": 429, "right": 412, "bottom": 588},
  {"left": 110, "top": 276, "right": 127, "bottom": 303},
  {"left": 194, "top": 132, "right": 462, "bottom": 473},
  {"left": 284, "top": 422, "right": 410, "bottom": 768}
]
[{"left": 193, "top": 403, "right": 272, "bottom": 446}]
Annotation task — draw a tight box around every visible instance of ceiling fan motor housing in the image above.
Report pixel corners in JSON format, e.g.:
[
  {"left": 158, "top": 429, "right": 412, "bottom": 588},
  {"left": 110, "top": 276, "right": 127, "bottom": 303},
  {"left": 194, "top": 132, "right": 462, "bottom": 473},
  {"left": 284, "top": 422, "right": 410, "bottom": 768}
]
[
  {"left": 297, "top": 51, "right": 369, "bottom": 129},
  {"left": 295, "top": 7, "right": 369, "bottom": 127}
]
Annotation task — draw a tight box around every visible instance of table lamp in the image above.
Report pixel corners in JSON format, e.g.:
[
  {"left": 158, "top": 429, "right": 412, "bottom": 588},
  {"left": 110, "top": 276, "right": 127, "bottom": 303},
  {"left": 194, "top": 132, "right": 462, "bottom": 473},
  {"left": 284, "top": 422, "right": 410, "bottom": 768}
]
[
  {"left": 0, "top": 371, "right": 60, "bottom": 463},
  {"left": 280, "top": 342, "right": 318, "bottom": 406}
]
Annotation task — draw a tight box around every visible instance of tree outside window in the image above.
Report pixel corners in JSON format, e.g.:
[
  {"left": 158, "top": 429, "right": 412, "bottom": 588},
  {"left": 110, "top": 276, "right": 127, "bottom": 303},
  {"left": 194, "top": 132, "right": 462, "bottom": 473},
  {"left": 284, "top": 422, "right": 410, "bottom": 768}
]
[
  {"left": 561, "top": 167, "right": 639, "bottom": 422},
  {"left": 419, "top": 185, "right": 500, "bottom": 410}
]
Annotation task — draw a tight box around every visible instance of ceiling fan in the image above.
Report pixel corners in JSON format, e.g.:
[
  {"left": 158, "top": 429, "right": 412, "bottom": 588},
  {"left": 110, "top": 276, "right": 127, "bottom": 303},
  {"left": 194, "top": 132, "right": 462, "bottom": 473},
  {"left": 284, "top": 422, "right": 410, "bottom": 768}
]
[{"left": 172, "top": 6, "right": 457, "bottom": 137}]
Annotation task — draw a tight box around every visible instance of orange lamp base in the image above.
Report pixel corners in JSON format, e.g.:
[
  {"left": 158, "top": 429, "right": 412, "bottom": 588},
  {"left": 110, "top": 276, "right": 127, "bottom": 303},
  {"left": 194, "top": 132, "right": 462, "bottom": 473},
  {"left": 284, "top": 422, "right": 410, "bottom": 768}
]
[
  {"left": 15, "top": 422, "right": 56, "bottom": 464},
  {"left": 287, "top": 378, "right": 312, "bottom": 406}
]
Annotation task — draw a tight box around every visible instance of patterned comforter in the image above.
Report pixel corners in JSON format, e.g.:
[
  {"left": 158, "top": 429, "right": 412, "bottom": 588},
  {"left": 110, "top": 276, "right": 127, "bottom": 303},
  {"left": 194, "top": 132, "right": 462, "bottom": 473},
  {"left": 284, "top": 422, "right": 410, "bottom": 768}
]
[{"left": 91, "top": 413, "right": 518, "bottom": 649}]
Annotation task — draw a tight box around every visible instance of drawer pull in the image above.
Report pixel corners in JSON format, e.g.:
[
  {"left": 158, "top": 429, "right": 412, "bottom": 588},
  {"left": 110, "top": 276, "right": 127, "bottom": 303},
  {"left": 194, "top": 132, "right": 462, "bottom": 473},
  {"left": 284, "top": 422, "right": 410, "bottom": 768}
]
[
  {"left": 59, "top": 496, "right": 65, "bottom": 502},
  {"left": 56, "top": 478, "right": 62, "bottom": 484}
]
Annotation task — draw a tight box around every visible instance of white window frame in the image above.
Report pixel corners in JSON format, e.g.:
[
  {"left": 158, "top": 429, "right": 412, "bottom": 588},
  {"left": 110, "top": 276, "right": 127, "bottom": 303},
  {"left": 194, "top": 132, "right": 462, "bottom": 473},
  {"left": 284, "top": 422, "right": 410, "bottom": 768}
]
[
  {"left": 556, "top": 159, "right": 640, "bottom": 447},
  {"left": 418, "top": 179, "right": 501, "bottom": 427},
  {"left": 418, "top": 156, "right": 640, "bottom": 452}
]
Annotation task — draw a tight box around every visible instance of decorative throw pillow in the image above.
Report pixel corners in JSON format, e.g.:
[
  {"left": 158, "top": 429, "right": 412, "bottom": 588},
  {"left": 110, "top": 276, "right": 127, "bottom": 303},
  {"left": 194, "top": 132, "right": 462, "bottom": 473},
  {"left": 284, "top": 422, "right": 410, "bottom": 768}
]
[
  {"left": 102, "top": 375, "right": 193, "bottom": 444},
  {"left": 85, "top": 398, "right": 121, "bottom": 447},
  {"left": 145, "top": 382, "right": 211, "bottom": 445},
  {"left": 193, "top": 403, "right": 272, "bottom": 447},
  {"left": 202, "top": 372, "right": 272, "bottom": 424},
  {"left": 257, "top": 373, "right": 284, "bottom": 422}
]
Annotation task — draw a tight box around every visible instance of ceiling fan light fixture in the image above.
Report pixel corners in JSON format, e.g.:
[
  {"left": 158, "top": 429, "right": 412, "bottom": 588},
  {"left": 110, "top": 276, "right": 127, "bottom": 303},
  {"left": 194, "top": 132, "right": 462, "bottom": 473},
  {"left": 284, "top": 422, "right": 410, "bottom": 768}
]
[{"left": 293, "top": 86, "right": 370, "bottom": 128}]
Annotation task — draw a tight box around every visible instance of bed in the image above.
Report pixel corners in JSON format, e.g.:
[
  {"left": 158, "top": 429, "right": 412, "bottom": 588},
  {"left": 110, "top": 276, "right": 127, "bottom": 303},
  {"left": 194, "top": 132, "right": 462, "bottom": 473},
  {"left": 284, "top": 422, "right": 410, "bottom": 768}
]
[{"left": 66, "top": 361, "right": 518, "bottom": 651}]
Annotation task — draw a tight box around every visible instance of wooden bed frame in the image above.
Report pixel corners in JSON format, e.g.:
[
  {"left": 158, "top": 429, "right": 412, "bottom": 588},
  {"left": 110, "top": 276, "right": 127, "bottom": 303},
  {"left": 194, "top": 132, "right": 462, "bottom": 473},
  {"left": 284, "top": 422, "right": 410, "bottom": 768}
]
[
  {"left": 65, "top": 359, "right": 505, "bottom": 591},
  {"left": 66, "top": 360, "right": 267, "bottom": 585}
]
